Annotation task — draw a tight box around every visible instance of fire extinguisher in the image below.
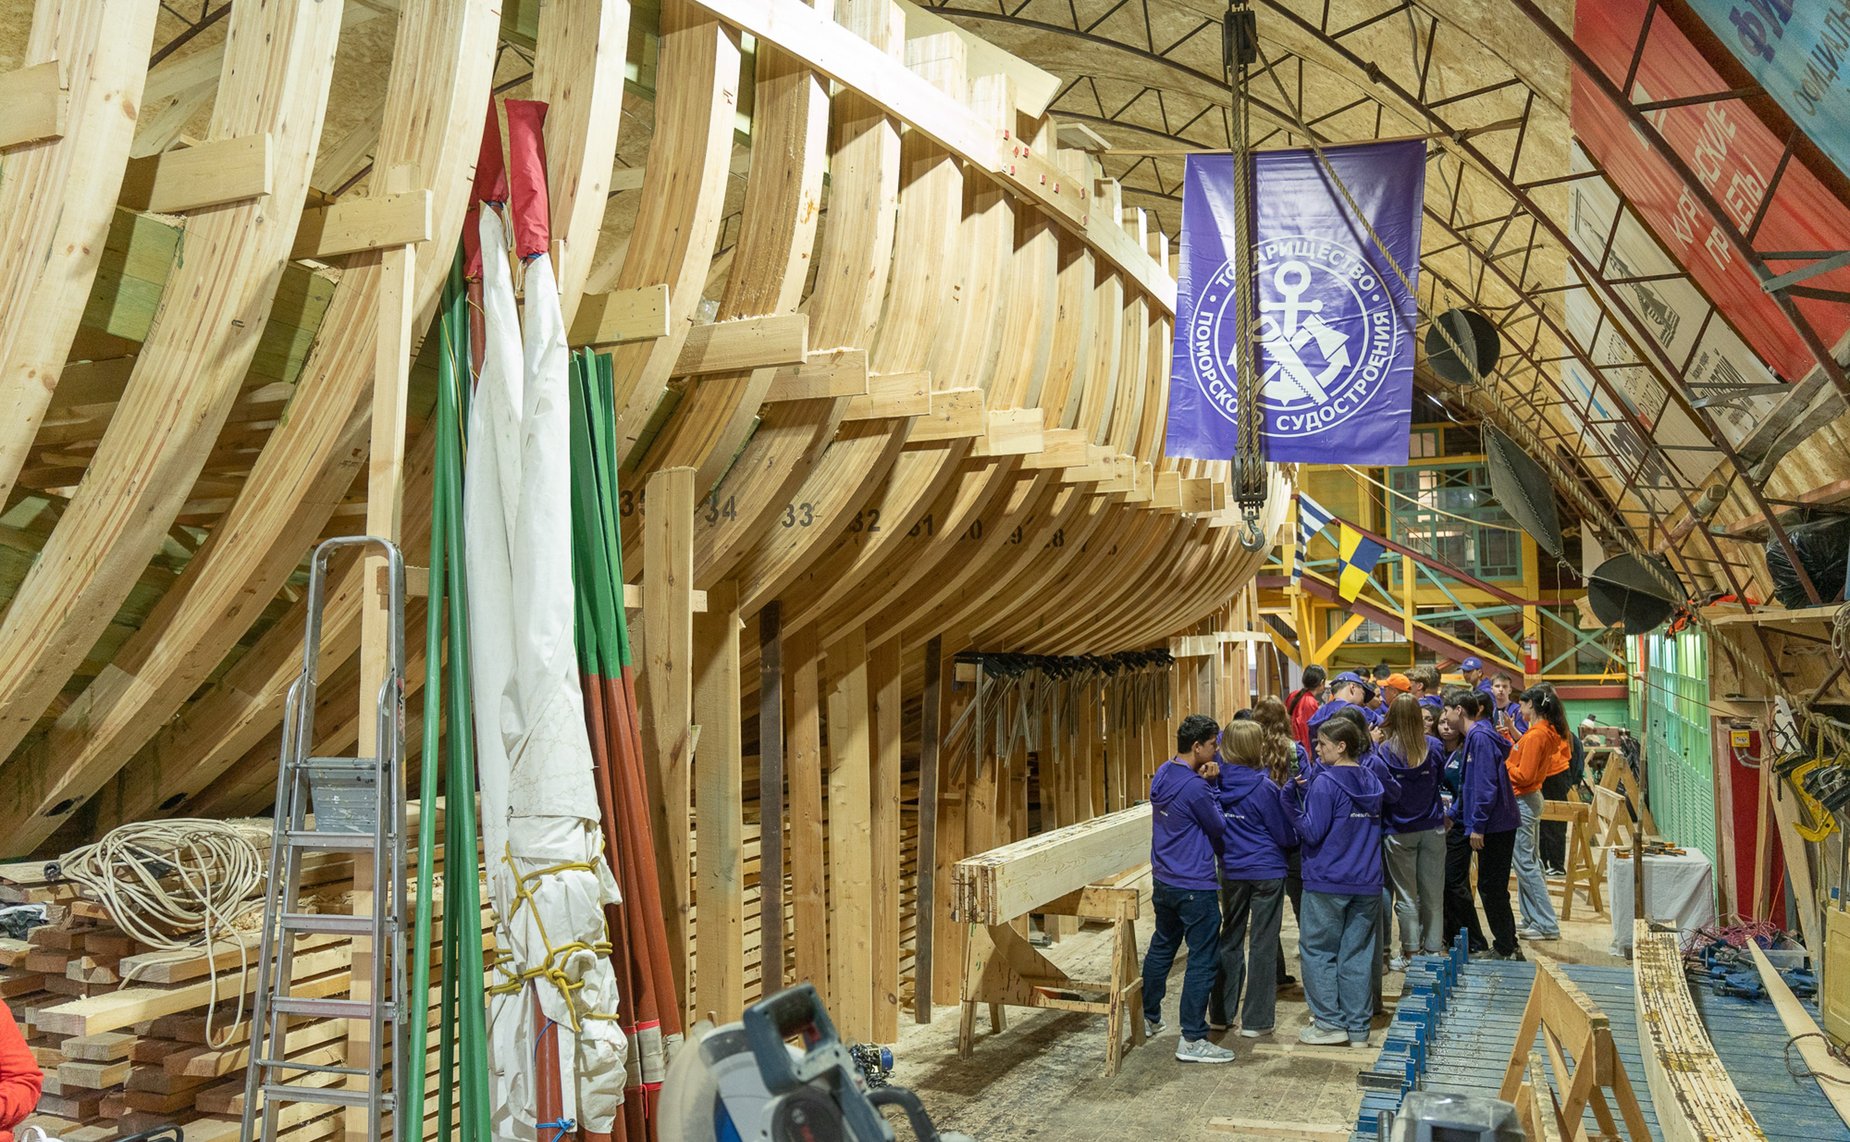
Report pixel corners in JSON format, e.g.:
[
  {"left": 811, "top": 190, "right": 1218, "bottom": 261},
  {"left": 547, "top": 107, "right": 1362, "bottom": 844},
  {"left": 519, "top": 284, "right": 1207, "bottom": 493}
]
[{"left": 1523, "top": 635, "right": 1539, "bottom": 676}]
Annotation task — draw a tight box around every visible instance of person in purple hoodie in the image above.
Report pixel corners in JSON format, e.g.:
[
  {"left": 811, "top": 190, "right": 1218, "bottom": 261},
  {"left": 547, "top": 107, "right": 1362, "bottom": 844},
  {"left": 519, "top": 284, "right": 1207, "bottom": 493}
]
[
  {"left": 1306, "top": 671, "right": 1383, "bottom": 732},
  {"left": 1142, "top": 713, "right": 1235, "bottom": 1064},
  {"left": 1286, "top": 716, "right": 1386, "bottom": 1046},
  {"left": 1445, "top": 686, "right": 1522, "bottom": 960},
  {"left": 1367, "top": 695, "right": 1447, "bottom": 967},
  {"left": 1208, "top": 722, "right": 1297, "bottom": 1039}
]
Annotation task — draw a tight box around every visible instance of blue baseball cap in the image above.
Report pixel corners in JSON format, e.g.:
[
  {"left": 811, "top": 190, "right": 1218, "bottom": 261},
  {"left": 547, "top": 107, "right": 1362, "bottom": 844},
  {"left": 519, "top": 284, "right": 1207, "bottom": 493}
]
[
  {"left": 1333, "top": 670, "right": 1376, "bottom": 696},
  {"left": 1461, "top": 656, "right": 1484, "bottom": 671}
]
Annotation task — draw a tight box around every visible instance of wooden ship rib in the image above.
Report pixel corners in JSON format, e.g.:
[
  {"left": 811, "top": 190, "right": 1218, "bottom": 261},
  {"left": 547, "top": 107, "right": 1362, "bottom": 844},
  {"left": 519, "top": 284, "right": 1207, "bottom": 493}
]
[
  {"left": 7, "top": 0, "right": 1850, "bottom": 1123},
  {"left": 0, "top": 0, "right": 1278, "bottom": 1049}
]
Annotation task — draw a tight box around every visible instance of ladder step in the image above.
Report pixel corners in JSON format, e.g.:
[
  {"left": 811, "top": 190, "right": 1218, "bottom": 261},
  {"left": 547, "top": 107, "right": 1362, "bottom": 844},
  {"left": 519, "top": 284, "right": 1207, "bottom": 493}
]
[
  {"left": 259, "top": 1059, "right": 370, "bottom": 1077},
  {"left": 283, "top": 830, "right": 377, "bottom": 851},
  {"left": 301, "top": 755, "right": 377, "bottom": 770},
  {"left": 270, "top": 997, "right": 395, "bottom": 1020},
  {"left": 280, "top": 912, "right": 376, "bottom": 935},
  {"left": 262, "top": 1082, "right": 395, "bottom": 1110}
]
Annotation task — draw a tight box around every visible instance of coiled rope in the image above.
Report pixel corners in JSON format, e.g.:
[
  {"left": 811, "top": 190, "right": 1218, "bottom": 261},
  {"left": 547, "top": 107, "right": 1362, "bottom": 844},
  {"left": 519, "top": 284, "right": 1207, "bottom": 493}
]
[{"left": 56, "top": 819, "right": 270, "bottom": 1047}]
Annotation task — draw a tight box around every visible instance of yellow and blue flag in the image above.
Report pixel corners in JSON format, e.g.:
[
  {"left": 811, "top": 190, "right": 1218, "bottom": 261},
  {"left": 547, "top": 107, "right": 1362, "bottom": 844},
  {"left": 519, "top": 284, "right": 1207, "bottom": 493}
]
[{"left": 1335, "top": 524, "right": 1386, "bottom": 601}]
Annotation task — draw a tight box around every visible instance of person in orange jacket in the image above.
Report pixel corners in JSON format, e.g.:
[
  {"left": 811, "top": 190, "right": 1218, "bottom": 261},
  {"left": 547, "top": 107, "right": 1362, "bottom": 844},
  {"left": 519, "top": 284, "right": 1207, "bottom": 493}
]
[
  {"left": 0, "top": 999, "right": 42, "bottom": 1142},
  {"left": 1505, "top": 683, "right": 1571, "bottom": 941}
]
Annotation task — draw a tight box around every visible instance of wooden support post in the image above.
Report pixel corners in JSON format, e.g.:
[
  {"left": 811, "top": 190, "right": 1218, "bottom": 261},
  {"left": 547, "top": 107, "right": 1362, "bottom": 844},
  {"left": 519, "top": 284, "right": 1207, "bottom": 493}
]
[
  {"left": 825, "top": 626, "right": 874, "bottom": 1039},
  {"left": 350, "top": 179, "right": 416, "bottom": 1129},
  {"left": 640, "top": 466, "right": 697, "bottom": 1020},
  {"left": 787, "top": 623, "right": 827, "bottom": 1003},
  {"left": 914, "top": 636, "right": 944, "bottom": 1023},
  {"left": 758, "top": 601, "right": 785, "bottom": 994},
  {"left": 870, "top": 635, "right": 903, "bottom": 1042},
  {"left": 694, "top": 578, "right": 744, "bottom": 1021},
  {"left": 932, "top": 657, "right": 969, "bottom": 1007}
]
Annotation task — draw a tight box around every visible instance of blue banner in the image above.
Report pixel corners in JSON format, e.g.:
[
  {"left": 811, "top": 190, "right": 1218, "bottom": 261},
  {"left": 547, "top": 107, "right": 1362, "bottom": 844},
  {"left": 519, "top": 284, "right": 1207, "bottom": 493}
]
[
  {"left": 1685, "top": 0, "right": 1850, "bottom": 179},
  {"left": 1166, "top": 140, "right": 1425, "bottom": 465}
]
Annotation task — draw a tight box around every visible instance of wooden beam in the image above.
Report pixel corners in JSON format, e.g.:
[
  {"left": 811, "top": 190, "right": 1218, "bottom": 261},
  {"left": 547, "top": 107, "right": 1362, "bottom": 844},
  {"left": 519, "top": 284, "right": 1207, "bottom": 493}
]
[
  {"left": 1019, "top": 427, "right": 1091, "bottom": 469},
  {"left": 787, "top": 622, "right": 827, "bottom": 1003},
  {"left": 842, "top": 370, "right": 930, "bottom": 420},
  {"left": 891, "top": 0, "right": 1058, "bottom": 116},
  {"left": 1635, "top": 924, "right": 1765, "bottom": 1140},
  {"left": 641, "top": 466, "right": 697, "bottom": 1019},
  {"left": 0, "top": 60, "right": 67, "bottom": 149},
  {"left": 569, "top": 284, "right": 671, "bottom": 346},
  {"left": 119, "top": 134, "right": 273, "bottom": 213},
  {"left": 869, "top": 634, "right": 903, "bottom": 1042},
  {"left": 952, "top": 805, "right": 1152, "bottom": 925},
  {"left": 763, "top": 349, "right": 869, "bottom": 402},
  {"left": 913, "top": 635, "right": 944, "bottom": 1023},
  {"left": 970, "top": 407, "right": 1045, "bottom": 458},
  {"left": 674, "top": 313, "right": 809, "bottom": 375},
  {"left": 1749, "top": 940, "right": 1850, "bottom": 1129},
  {"left": 693, "top": 577, "right": 744, "bottom": 1019},
  {"left": 621, "top": 582, "right": 708, "bottom": 611},
  {"left": 289, "top": 190, "right": 432, "bottom": 260},
  {"left": 758, "top": 600, "right": 785, "bottom": 993},
  {"left": 825, "top": 625, "right": 874, "bottom": 1038},
  {"left": 904, "top": 387, "right": 986, "bottom": 443}
]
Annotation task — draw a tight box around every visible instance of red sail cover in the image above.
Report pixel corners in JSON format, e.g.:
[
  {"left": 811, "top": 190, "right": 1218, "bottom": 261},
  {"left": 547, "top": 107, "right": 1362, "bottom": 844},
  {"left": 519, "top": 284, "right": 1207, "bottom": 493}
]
[
  {"left": 463, "top": 98, "right": 509, "bottom": 280},
  {"left": 1572, "top": 0, "right": 1850, "bottom": 381},
  {"left": 505, "top": 99, "right": 553, "bottom": 260}
]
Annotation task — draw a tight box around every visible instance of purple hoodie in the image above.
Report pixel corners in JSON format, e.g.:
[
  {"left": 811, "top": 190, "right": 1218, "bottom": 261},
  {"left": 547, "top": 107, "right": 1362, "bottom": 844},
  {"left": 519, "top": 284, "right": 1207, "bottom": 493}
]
[
  {"left": 1366, "top": 735, "right": 1445, "bottom": 833},
  {"left": 1307, "top": 696, "right": 1382, "bottom": 730},
  {"left": 1287, "top": 764, "right": 1386, "bottom": 896},
  {"left": 1150, "top": 758, "right": 1228, "bottom": 891},
  {"left": 1459, "top": 719, "right": 1520, "bottom": 835},
  {"left": 1215, "top": 765, "right": 1297, "bottom": 880}
]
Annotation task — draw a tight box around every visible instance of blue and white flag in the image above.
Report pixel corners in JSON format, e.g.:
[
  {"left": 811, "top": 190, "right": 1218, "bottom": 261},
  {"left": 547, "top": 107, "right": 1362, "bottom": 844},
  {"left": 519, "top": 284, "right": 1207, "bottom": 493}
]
[
  {"left": 1293, "top": 491, "right": 1335, "bottom": 583},
  {"left": 1165, "top": 140, "right": 1425, "bottom": 465}
]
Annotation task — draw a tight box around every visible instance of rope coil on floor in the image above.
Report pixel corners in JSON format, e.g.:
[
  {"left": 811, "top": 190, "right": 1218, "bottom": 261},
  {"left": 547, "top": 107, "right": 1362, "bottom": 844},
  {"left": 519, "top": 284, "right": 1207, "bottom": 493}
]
[{"left": 54, "top": 818, "right": 270, "bottom": 1047}]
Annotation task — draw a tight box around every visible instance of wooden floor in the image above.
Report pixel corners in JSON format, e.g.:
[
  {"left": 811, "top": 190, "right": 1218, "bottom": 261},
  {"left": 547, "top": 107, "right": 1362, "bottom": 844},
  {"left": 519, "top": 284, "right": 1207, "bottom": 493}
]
[{"left": 897, "top": 886, "right": 1628, "bottom": 1140}]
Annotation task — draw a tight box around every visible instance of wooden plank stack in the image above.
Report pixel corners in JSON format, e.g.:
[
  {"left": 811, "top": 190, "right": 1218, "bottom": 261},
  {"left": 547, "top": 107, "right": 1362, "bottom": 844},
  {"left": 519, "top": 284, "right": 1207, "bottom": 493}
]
[{"left": 0, "top": 846, "right": 484, "bottom": 1141}]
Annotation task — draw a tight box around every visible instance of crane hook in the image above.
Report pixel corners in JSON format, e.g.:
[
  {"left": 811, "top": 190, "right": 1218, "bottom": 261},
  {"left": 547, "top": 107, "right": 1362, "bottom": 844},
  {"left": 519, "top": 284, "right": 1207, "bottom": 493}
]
[{"left": 1239, "top": 517, "right": 1266, "bottom": 552}]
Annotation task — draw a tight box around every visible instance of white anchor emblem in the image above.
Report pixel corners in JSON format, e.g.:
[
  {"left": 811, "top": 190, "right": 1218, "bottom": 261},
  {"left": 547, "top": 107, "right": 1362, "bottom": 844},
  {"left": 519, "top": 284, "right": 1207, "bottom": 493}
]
[{"left": 1258, "top": 260, "right": 1352, "bottom": 405}]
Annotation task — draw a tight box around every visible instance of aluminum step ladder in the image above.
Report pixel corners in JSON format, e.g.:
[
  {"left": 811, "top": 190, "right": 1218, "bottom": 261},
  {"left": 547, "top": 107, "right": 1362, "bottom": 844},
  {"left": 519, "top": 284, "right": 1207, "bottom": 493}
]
[{"left": 243, "top": 537, "right": 408, "bottom": 1142}]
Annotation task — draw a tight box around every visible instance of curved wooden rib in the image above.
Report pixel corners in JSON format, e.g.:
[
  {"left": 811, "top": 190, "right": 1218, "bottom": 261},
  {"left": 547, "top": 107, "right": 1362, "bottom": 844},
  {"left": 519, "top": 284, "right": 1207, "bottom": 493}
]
[
  {"left": 718, "top": 35, "right": 972, "bottom": 610},
  {"left": 0, "top": 0, "right": 345, "bottom": 763},
  {"left": 535, "top": 0, "right": 633, "bottom": 330},
  {"left": 0, "top": 0, "right": 159, "bottom": 507},
  {"left": 606, "top": 1, "right": 742, "bottom": 461},
  {"left": 685, "top": 0, "right": 901, "bottom": 589},
  {"left": 637, "top": 40, "right": 829, "bottom": 481},
  {"left": 3, "top": 0, "right": 507, "bottom": 847}
]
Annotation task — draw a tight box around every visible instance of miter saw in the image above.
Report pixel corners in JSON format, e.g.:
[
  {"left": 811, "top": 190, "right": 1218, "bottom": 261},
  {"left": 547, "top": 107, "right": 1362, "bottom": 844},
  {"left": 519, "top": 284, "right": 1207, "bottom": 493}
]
[{"left": 660, "top": 983, "right": 975, "bottom": 1142}]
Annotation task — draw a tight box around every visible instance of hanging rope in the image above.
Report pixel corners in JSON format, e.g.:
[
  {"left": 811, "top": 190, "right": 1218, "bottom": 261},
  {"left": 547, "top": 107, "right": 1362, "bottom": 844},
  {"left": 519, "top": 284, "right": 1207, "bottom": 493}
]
[
  {"left": 54, "top": 819, "right": 270, "bottom": 1047},
  {"left": 1225, "top": 0, "right": 1268, "bottom": 552}
]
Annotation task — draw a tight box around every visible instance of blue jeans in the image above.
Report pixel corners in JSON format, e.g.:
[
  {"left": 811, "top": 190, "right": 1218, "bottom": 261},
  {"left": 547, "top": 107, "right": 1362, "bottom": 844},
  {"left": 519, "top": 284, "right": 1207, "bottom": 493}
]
[
  {"left": 1143, "top": 879, "right": 1221, "bottom": 1040},
  {"left": 1515, "top": 791, "right": 1560, "bottom": 936},
  {"left": 1300, "top": 890, "right": 1380, "bottom": 1040}
]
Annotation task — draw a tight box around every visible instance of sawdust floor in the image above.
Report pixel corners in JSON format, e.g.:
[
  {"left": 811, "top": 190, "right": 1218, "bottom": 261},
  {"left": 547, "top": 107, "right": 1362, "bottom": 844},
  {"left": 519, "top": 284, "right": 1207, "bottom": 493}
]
[{"left": 895, "top": 883, "right": 1625, "bottom": 1141}]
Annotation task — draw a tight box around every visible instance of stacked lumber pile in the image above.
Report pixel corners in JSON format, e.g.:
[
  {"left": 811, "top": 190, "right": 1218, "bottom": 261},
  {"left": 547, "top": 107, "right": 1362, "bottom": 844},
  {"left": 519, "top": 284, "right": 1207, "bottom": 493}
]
[
  {"left": 0, "top": 847, "right": 485, "bottom": 1141},
  {"left": 950, "top": 804, "right": 1151, "bottom": 925}
]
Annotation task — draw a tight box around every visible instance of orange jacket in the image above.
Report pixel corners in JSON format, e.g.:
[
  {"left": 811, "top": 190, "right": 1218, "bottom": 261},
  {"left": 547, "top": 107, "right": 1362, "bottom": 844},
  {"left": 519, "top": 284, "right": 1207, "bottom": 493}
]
[
  {"left": 1506, "top": 721, "right": 1570, "bottom": 796},
  {"left": 0, "top": 1001, "right": 41, "bottom": 1142}
]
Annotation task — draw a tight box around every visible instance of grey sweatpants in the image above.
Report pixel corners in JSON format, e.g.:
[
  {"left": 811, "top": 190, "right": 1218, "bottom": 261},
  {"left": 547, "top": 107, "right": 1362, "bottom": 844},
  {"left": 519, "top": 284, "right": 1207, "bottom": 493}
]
[{"left": 1384, "top": 827, "right": 1447, "bottom": 954}]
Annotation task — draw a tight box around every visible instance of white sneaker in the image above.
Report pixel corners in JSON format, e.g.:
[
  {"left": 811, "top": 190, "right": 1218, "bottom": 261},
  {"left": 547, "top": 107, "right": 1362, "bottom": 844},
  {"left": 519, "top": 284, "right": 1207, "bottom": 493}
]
[
  {"left": 1388, "top": 955, "right": 1410, "bottom": 972},
  {"left": 1239, "top": 1025, "right": 1272, "bottom": 1038},
  {"left": 1175, "top": 1036, "right": 1236, "bottom": 1064},
  {"left": 1517, "top": 927, "right": 1559, "bottom": 941},
  {"left": 1298, "top": 1023, "right": 1348, "bottom": 1046},
  {"left": 1143, "top": 1017, "right": 1165, "bottom": 1037}
]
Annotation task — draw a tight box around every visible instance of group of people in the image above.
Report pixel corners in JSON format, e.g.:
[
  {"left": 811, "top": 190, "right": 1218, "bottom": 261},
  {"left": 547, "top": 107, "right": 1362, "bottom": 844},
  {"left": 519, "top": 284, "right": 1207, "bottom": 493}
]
[{"left": 1141, "top": 656, "right": 1586, "bottom": 1064}]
